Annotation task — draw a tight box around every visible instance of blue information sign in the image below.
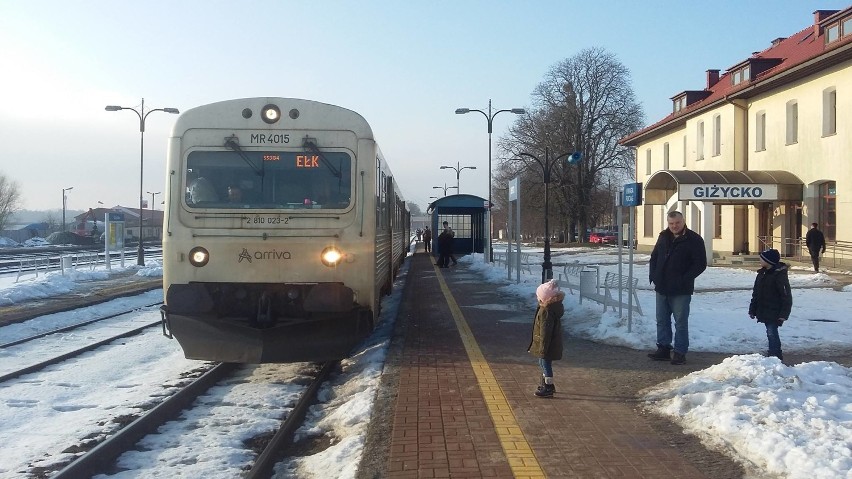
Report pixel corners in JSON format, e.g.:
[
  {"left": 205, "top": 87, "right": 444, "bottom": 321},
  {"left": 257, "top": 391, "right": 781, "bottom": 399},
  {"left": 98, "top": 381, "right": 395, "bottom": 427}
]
[
  {"left": 623, "top": 182, "right": 642, "bottom": 206},
  {"left": 108, "top": 212, "right": 125, "bottom": 222}
]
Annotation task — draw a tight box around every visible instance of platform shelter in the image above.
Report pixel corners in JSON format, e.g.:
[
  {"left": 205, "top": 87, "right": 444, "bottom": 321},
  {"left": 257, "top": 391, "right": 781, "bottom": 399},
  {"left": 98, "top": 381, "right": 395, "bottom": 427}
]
[{"left": 426, "top": 194, "right": 487, "bottom": 256}]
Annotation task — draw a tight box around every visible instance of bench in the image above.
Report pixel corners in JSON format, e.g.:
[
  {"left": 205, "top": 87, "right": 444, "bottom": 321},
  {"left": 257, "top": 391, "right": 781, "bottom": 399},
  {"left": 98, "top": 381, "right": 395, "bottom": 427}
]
[
  {"left": 494, "top": 251, "right": 533, "bottom": 274},
  {"left": 580, "top": 271, "right": 643, "bottom": 316},
  {"left": 557, "top": 263, "right": 584, "bottom": 294},
  {"left": 511, "top": 251, "right": 533, "bottom": 274}
]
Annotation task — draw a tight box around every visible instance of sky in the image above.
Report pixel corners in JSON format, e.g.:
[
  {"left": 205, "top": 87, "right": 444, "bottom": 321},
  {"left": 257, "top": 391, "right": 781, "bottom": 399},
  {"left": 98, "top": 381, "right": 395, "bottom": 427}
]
[
  {"left": 1, "top": 1, "right": 849, "bottom": 214},
  {"left": 1, "top": 244, "right": 851, "bottom": 477}
]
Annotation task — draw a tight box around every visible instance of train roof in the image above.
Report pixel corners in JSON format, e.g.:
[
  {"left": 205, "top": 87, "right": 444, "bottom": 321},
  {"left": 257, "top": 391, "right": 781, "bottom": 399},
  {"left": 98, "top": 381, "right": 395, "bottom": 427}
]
[{"left": 171, "top": 97, "right": 374, "bottom": 139}]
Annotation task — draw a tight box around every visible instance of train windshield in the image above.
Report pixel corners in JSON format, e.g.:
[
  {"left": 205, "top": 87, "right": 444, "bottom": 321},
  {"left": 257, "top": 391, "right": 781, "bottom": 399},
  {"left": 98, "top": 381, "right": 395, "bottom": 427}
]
[{"left": 185, "top": 150, "right": 352, "bottom": 209}]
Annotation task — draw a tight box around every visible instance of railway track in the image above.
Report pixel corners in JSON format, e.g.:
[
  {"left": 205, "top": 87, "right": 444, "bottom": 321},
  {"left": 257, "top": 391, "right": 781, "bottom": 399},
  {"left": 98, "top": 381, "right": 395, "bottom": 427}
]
[{"left": 49, "top": 361, "right": 338, "bottom": 479}]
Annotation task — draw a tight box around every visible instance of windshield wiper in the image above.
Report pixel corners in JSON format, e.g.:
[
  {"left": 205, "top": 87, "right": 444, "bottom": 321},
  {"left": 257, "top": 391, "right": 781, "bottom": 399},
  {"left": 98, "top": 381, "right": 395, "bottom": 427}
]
[
  {"left": 224, "top": 135, "right": 264, "bottom": 177},
  {"left": 302, "top": 137, "right": 342, "bottom": 179}
]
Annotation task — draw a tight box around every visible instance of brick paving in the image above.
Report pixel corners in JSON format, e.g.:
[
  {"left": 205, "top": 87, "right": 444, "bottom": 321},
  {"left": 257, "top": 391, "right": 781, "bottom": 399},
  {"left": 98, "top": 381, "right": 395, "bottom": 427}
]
[{"left": 373, "top": 248, "right": 717, "bottom": 478}]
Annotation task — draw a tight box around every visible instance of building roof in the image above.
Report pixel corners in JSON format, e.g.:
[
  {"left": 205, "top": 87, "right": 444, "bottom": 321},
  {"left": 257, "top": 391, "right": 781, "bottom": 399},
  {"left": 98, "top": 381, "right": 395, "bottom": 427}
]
[{"left": 622, "top": 7, "right": 852, "bottom": 146}]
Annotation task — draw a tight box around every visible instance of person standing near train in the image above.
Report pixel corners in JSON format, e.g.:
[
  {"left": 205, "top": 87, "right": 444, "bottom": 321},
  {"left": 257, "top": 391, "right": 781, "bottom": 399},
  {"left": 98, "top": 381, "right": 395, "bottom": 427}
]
[
  {"left": 437, "top": 224, "right": 453, "bottom": 268},
  {"left": 423, "top": 226, "right": 432, "bottom": 253}
]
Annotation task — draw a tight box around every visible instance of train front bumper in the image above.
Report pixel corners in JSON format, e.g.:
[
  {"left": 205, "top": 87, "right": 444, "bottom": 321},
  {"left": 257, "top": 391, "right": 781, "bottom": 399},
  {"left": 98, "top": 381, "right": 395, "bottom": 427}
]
[{"left": 160, "top": 282, "right": 373, "bottom": 363}]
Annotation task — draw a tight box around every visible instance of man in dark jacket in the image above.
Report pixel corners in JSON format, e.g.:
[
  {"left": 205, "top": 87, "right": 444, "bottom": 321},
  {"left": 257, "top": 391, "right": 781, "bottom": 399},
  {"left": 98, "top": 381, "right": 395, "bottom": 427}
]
[
  {"left": 647, "top": 211, "right": 707, "bottom": 365},
  {"left": 805, "top": 222, "right": 826, "bottom": 272}
]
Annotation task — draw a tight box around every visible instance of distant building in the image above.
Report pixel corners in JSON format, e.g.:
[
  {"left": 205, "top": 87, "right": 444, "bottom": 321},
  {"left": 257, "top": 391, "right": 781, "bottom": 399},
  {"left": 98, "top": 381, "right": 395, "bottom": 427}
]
[
  {"left": 620, "top": 8, "right": 851, "bottom": 260},
  {"left": 74, "top": 206, "right": 164, "bottom": 241}
]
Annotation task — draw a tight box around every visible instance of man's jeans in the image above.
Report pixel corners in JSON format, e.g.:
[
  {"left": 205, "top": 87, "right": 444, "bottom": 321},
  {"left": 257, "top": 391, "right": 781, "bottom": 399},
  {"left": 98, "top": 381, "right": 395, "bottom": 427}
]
[{"left": 655, "top": 293, "right": 692, "bottom": 354}]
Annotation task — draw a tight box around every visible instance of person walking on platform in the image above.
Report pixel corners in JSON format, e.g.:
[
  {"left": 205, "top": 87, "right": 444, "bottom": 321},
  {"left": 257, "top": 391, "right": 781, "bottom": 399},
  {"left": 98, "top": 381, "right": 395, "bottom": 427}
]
[
  {"left": 647, "top": 211, "right": 707, "bottom": 365},
  {"left": 422, "top": 226, "right": 432, "bottom": 253},
  {"left": 805, "top": 222, "right": 826, "bottom": 272},
  {"left": 527, "top": 279, "right": 565, "bottom": 398},
  {"left": 436, "top": 225, "right": 453, "bottom": 268},
  {"left": 748, "top": 248, "right": 792, "bottom": 361},
  {"left": 443, "top": 221, "right": 458, "bottom": 265}
]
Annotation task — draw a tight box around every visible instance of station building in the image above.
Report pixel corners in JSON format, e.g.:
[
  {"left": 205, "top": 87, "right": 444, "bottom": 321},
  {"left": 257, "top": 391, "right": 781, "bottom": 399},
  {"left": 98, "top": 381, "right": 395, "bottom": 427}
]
[{"left": 621, "top": 7, "right": 852, "bottom": 263}]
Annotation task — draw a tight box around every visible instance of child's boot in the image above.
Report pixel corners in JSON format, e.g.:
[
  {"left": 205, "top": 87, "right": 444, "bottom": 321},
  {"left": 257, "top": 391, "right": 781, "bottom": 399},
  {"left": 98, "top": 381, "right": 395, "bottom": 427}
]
[{"left": 535, "top": 377, "right": 555, "bottom": 397}]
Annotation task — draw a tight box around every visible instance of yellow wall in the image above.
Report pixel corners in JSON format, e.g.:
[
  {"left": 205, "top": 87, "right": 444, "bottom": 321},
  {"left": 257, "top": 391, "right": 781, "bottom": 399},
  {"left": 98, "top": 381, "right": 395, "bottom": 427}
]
[{"left": 634, "top": 58, "right": 851, "bottom": 254}]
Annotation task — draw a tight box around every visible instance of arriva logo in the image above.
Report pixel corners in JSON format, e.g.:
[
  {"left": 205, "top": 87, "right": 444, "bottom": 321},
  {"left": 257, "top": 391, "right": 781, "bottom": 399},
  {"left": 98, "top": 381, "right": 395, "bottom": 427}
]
[{"left": 238, "top": 248, "right": 292, "bottom": 263}]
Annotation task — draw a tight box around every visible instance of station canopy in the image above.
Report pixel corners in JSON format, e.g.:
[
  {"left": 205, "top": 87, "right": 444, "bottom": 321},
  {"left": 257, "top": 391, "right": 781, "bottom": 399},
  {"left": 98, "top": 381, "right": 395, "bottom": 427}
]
[{"left": 643, "top": 170, "right": 804, "bottom": 205}]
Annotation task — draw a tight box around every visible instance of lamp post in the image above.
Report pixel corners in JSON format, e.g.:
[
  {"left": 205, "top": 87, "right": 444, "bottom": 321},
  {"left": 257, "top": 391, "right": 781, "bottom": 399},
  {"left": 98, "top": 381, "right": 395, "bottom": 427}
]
[
  {"left": 439, "top": 162, "right": 476, "bottom": 193},
  {"left": 61, "top": 186, "right": 73, "bottom": 232},
  {"left": 106, "top": 98, "right": 179, "bottom": 266},
  {"left": 455, "top": 99, "right": 525, "bottom": 261},
  {"left": 517, "top": 148, "right": 581, "bottom": 283},
  {"left": 147, "top": 191, "right": 160, "bottom": 241},
  {"left": 433, "top": 184, "right": 458, "bottom": 197}
]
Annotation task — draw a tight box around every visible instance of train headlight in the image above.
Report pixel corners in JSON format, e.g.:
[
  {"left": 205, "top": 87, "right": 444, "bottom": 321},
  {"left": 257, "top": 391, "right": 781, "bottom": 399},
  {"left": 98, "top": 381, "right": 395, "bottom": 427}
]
[
  {"left": 321, "top": 246, "right": 343, "bottom": 267},
  {"left": 188, "top": 247, "right": 210, "bottom": 267},
  {"left": 261, "top": 104, "right": 281, "bottom": 124}
]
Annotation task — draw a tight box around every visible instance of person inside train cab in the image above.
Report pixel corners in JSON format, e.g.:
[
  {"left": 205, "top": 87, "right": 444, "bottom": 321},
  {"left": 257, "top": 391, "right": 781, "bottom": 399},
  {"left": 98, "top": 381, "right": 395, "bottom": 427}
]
[
  {"left": 227, "top": 185, "right": 243, "bottom": 203},
  {"left": 187, "top": 169, "right": 218, "bottom": 204}
]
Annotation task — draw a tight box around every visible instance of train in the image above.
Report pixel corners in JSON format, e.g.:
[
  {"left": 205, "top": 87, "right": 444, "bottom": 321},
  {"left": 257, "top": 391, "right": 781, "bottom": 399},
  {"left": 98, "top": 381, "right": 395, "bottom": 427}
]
[{"left": 159, "top": 98, "right": 410, "bottom": 363}]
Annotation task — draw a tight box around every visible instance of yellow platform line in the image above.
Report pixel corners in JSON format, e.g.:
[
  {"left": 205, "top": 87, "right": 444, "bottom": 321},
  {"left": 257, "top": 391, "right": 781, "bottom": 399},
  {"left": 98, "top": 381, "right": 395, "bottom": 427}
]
[{"left": 434, "top": 265, "right": 546, "bottom": 478}]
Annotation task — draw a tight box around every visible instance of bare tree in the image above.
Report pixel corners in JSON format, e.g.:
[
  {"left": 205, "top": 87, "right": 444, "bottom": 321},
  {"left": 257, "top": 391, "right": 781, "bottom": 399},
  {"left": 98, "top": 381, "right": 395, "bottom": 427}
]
[
  {"left": 497, "top": 47, "right": 643, "bottom": 241},
  {"left": 42, "top": 211, "right": 59, "bottom": 233},
  {"left": 0, "top": 172, "right": 22, "bottom": 233},
  {"left": 407, "top": 202, "right": 423, "bottom": 217}
]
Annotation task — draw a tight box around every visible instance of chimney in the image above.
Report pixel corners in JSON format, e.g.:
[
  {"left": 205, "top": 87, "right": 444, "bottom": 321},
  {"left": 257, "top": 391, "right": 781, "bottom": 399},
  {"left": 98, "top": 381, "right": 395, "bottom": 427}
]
[
  {"left": 706, "top": 69, "right": 720, "bottom": 89},
  {"left": 814, "top": 9, "right": 840, "bottom": 36},
  {"left": 771, "top": 37, "right": 786, "bottom": 46}
]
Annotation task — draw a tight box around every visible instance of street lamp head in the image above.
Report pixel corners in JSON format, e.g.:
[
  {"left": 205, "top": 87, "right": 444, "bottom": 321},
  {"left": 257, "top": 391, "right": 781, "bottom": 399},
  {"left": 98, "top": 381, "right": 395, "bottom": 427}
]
[
  {"left": 454, "top": 108, "right": 470, "bottom": 114},
  {"left": 440, "top": 166, "right": 450, "bottom": 170},
  {"left": 105, "top": 105, "right": 122, "bottom": 111},
  {"left": 163, "top": 108, "right": 180, "bottom": 114},
  {"left": 511, "top": 108, "right": 526, "bottom": 114},
  {"left": 64, "top": 186, "right": 74, "bottom": 191},
  {"left": 432, "top": 186, "right": 442, "bottom": 190}
]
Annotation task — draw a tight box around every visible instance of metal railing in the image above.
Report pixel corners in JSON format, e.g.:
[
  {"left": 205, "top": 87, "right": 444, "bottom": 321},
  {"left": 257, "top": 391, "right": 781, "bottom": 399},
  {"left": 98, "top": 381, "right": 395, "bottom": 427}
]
[{"left": 757, "top": 235, "right": 852, "bottom": 268}]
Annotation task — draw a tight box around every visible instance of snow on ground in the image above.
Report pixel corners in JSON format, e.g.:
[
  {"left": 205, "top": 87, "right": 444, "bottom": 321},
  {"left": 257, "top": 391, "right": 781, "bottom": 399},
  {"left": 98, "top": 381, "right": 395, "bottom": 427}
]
[{"left": 1, "top": 245, "right": 851, "bottom": 478}]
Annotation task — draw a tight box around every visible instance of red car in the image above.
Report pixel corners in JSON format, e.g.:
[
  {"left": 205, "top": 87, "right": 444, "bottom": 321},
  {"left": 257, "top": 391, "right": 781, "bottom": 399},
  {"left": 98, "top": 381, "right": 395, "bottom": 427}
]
[{"left": 589, "top": 231, "right": 618, "bottom": 244}]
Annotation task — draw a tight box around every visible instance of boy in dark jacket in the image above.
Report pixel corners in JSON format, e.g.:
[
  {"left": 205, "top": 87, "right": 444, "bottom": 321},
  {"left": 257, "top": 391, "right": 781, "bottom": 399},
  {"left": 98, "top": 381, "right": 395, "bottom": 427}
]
[
  {"left": 527, "top": 280, "right": 565, "bottom": 397},
  {"left": 749, "top": 249, "right": 793, "bottom": 361}
]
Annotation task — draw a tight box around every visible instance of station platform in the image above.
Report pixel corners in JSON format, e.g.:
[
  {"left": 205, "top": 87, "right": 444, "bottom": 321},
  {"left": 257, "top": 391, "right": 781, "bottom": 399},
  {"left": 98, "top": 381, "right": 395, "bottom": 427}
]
[{"left": 359, "top": 246, "right": 738, "bottom": 479}]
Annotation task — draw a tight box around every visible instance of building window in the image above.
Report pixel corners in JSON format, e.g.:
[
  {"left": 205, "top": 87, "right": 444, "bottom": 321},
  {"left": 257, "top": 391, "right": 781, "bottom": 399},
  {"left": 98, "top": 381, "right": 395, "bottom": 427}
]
[
  {"left": 844, "top": 17, "right": 852, "bottom": 37},
  {"left": 682, "top": 135, "right": 687, "bottom": 167},
  {"left": 437, "top": 214, "right": 472, "bottom": 239},
  {"left": 819, "top": 181, "right": 836, "bottom": 241},
  {"left": 786, "top": 100, "right": 798, "bottom": 145},
  {"left": 697, "top": 121, "right": 705, "bottom": 160},
  {"left": 823, "top": 87, "right": 837, "bottom": 136},
  {"left": 645, "top": 149, "right": 651, "bottom": 175},
  {"left": 673, "top": 96, "right": 686, "bottom": 113},
  {"left": 643, "top": 205, "right": 654, "bottom": 237},
  {"left": 756, "top": 111, "right": 766, "bottom": 151},
  {"left": 663, "top": 142, "right": 670, "bottom": 170},
  {"left": 731, "top": 65, "right": 750, "bottom": 86},
  {"left": 826, "top": 22, "right": 840, "bottom": 43},
  {"left": 714, "top": 204, "right": 722, "bottom": 239},
  {"left": 712, "top": 114, "right": 721, "bottom": 156}
]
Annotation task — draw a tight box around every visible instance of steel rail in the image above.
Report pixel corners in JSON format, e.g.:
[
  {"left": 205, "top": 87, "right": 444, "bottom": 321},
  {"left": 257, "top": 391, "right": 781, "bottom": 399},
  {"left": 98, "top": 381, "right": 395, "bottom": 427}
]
[{"left": 0, "top": 302, "right": 163, "bottom": 349}]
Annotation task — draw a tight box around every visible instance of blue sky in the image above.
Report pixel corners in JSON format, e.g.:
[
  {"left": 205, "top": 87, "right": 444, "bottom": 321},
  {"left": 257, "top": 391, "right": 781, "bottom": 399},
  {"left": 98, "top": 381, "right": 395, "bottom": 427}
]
[{"left": 0, "top": 0, "right": 846, "bottom": 212}]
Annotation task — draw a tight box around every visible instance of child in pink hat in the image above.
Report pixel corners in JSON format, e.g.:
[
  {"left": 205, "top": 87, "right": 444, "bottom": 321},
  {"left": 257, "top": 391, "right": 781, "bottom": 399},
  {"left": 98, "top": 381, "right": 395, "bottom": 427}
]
[{"left": 527, "top": 279, "right": 566, "bottom": 397}]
